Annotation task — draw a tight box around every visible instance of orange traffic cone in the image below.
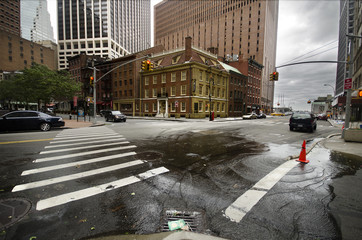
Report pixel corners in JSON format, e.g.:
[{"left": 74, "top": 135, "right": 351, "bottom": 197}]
[{"left": 296, "top": 140, "right": 309, "bottom": 164}]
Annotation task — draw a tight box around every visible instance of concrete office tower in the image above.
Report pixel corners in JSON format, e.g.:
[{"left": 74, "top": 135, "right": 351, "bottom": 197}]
[
  {"left": 57, "top": 0, "right": 151, "bottom": 70},
  {"left": 154, "top": 0, "right": 279, "bottom": 112},
  {"left": 21, "top": 0, "right": 55, "bottom": 42}
]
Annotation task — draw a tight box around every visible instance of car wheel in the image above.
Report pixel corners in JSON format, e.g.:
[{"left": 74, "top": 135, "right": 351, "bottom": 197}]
[
  {"left": 106, "top": 117, "right": 108, "bottom": 122},
  {"left": 123, "top": 119, "right": 126, "bottom": 122},
  {"left": 289, "top": 126, "right": 293, "bottom": 131},
  {"left": 40, "top": 123, "right": 51, "bottom": 131}
]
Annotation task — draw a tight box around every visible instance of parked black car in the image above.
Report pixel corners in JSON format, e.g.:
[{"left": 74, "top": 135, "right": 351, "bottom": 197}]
[
  {"left": 103, "top": 110, "right": 127, "bottom": 122},
  {"left": 257, "top": 113, "right": 266, "bottom": 119},
  {"left": 289, "top": 112, "right": 317, "bottom": 132},
  {"left": 0, "top": 110, "right": 65, "bottom": 132}
]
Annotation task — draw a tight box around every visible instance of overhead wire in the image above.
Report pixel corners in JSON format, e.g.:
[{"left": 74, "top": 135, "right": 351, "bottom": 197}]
[{"left": 280, "top": 40, "right": 338, "bottom": 65}]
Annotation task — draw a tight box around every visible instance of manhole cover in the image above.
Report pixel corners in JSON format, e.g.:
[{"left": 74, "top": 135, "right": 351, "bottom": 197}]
[
  {"left": 161, "top": 209, "right": 205, "bottom": 233},
  {"left": 0, "top": 198, "right": 32, "bottom": 229}
]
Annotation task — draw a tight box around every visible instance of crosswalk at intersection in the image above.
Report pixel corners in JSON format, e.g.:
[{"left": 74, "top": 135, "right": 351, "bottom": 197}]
[{"left": 12, "top": 126, "right": 169, "bottom": 210}]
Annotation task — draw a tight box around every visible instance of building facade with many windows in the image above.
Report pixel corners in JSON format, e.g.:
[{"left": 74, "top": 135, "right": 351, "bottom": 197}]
[
  {"left": 154, "top": 0, "right": 278, "bottom": 113},
  {"left": 21, "top": 0, "right": 55, "bottom": 42},
  {"left": 57, "top": 0, "right": 151, "bottom": 70}
]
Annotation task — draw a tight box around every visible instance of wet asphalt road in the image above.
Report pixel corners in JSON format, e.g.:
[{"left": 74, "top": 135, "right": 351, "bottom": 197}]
[{"left": 0, "top": 117, "right": 361, "bottom": 240}]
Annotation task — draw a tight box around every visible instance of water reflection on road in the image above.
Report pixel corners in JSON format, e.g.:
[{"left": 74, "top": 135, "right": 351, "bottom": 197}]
[{"left": 131, "top": 131, "right": 362, "bottom": 239}]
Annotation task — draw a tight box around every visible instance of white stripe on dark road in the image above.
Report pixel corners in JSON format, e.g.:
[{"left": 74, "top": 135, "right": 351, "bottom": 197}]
[
  {"left": 13, "top": 160, "right": 146, "bottom": 192},
  {"left": 36, "top": 167, "right": 170, "bottom": 210},
  {"left": 40, "top": 141, "right": 130, "bottom": 154},
  {"left": 21, "top": 152, "right": 137, "bottom": 176},
  {"left": 224, "top": 160, "right": 299, "bottom": 223},
  {"left": 34, "top": 145, "right": 137, "bottom": 163},
  {"left": 49, "top": 135, "right": 123, "bottom": 144},
  {"left": 53, "top": 133, "right": 119, "bottom": 141},
  {"left": 45, "top": 137, "right": 126, "bottom": 148}
]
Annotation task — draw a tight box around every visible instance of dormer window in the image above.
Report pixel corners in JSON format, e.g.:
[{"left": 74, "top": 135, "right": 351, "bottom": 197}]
[{"left": 172, "top": 55, "right": 181, "bottom": 64}]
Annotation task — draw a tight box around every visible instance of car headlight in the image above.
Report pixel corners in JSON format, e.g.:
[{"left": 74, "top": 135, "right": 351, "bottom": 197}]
[{"left": 58, "top": 118, "right": 63, "bottom": 121}]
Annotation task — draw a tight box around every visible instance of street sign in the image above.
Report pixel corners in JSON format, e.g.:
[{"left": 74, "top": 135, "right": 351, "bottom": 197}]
[{"left": 344, "top": 78, "right": 352, "bottom": 90}]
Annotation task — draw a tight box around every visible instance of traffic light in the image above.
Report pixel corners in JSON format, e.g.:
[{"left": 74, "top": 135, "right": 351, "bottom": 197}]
[
  {"left": 146, "top": 60, "right": 151, "bottom": 71},
  {"left": 273, "top": 72, "right": 279, "bottom": 81},
  {"left": 269, "top": 73, "right": 274, "bottom": 81},
  {"left": 141, "top": 60, "right": 147, "bottom": 71},
  {"left": 269, "top": 72, "right": 279, "bottom": 81},
  {"left": 149, "top": 61, "right": 154, "bottom": 71},
  {"left": 90, "top": 76, "right": 94, "bottom": 85}
]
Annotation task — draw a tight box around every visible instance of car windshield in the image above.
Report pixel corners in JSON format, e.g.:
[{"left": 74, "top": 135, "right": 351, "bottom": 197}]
[
  {"left": 293, "top": 113, "right": 311, "bottom": 118},
  {"left": 111, "top": 111, "right": 122, "bottom": 115}
]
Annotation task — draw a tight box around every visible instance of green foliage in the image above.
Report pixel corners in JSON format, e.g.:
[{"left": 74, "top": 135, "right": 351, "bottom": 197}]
[{"left": 0, "top": 64, "right": 81, "bottom": 106}]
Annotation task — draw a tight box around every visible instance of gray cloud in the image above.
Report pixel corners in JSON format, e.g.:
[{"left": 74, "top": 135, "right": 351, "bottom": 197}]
[{"left": 275, "top": 0, "right": 340, "bottom": 111}]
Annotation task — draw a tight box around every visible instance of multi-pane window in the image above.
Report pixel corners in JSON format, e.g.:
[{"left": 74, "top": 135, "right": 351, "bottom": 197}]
[
  {"left": 217, "top": 103, "right": 220, "bottom": 112},
  {"left": 153, "top": 103, "right": 157, "bottom": 112},
  {"left": 181, "top": 85, "right": 186, "bottom": 95},
  {"left": 171, "top": 73, "right": 176, "bottom": 82},
  {"left": 181, "top": 71, "right": 186, "bottom": 81},
  {"left": 153, "top": 88, "right": 157, "bottom": 97},
  {"left": 171, "top": 86, "right": 176, "bottom": 96},
  {"left": 145, "top": 89, "right": 149, "bottom": 98},
  {"left": 153, "top": 76, "right": 157, "bottom": 84},
  {"left": 171, "top": 102, "right": 176, "bottom": 112},
  {"left": 145, "top": 77, "right": 149, "bottom": 85},
  {"left": 199, "top": 84, "right": 203, "bottom": 95},
  {"left": 145, "top": 104, "right": 149, "bottom": 112},
  {"left": 199, "top": 102, "right": 203, "bottom": 112},
  {"left": 181, "top": 102, "right": 186, "bottom": 112},
  {"left": 162, "top": 74, "right": 166, "bottom": 83},
  {"left": 205, "top": 102, "right": 209, "bottom": 112}
]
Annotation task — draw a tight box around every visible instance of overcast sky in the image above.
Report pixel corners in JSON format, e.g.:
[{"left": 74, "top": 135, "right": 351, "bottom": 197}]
[{"left": 47, "top": 0, "right": 340, "bottom": 111}]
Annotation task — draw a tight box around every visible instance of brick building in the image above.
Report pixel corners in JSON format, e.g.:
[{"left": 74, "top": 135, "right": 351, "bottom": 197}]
[
  {"left": 219, "top": 62, "right": 248, "bottom": 117},
  {"left": 140, "top": 37, "right": 229, "bottom": 118},
  {"left": 0, "top": 0, "right": 20, "bottom": 36},
  {"left": 228, "top": 55, "right": 264, "bottom": 113},
  {"left": 111, "top": 45, "right": 165, "bottom": 116},
  {"left": 154, "top": 0, "right": 278, "bottom": 113},
  {"left": 0, "top": 30, "right": 57, "bottom": 73}
]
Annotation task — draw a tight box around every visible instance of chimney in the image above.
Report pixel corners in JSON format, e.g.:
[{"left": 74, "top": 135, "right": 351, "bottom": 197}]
[{"left": 185, "top": 36, "right": 192, "bottom": 61}]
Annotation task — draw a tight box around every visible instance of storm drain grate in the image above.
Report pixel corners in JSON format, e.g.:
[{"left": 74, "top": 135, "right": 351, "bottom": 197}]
[{"left": 161, "top": 209, "right": 205, "bottom": 233}]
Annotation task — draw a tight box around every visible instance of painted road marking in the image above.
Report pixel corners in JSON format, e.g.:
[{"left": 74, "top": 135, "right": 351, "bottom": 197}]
[
  {"left": 49, "top": 135, "right": 124, "bottom": 144},
  {"left": 53, "top": 133, "right": 118, "bottom": 141},
  {"left": 224, "top": 160, "right": 299, "bottom": 223},
  {"left": 40, "top": 141, "right": 130, "bottom": 154},
  {"left": 0, "top": 138, "right": 54, "bottom": 145},
  {"left": 34, "top": 145, "right": 137, "bottom": 163},
  {"left": 45, "top": 137, "right": 126, "bottom": 148},
  {"left": 36, "top": 167, "right": 169, "bottom": 210},
  {"left": 13, "top": 160, "right": 145, "bottom": 192},
  {"left": 21, "top": 152, "right": 137, "bottom": 176}
]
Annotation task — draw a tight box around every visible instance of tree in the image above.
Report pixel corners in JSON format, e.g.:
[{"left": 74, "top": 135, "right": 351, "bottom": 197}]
[{"left": 0, "top": 64, "right": 81, "bottom": 109}]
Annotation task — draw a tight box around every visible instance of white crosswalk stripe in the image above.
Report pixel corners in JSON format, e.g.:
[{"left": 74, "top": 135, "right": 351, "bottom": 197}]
[{"left": 12, "top": 126, "right": 169, "bottom": 210}]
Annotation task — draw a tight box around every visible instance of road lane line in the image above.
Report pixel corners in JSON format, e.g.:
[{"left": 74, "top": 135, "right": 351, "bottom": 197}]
[
  {"left": 224, "top": 160, "right": 299, "bottom": 223},
  {"left": 40, "top": 141, "right": 130, "bottom": 154},
  {"left": 45, "top": 138, "right": 126, "bottom": 148},
  {"left": 34, "top": 145, "right": 137, "bottom": 163},
  {"left": 36, "top": 167, "right": 169, "bottom": 210},
  {"left": 22, "top": 152, "right": 137, "bottom": 176},
  {"left": 53, "top": 133, "right": 119, "bottom": 140},
  {"left": 13, "top": 160, "right": 146, "bottom": 192},
  {"left": 49, "top": 135, "right": 124, "bottom": 144},
  {"left": 0, "top": 138, "right": 54, "bottom": 145}
]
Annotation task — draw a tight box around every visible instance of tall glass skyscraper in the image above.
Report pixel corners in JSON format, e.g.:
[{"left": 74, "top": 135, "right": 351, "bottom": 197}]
[
  {"left": 57, "top": 0, "right": 151, "bottom": 70},
  {"left": 21, "top": 0, "right": 55, "bottom": 42}
]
